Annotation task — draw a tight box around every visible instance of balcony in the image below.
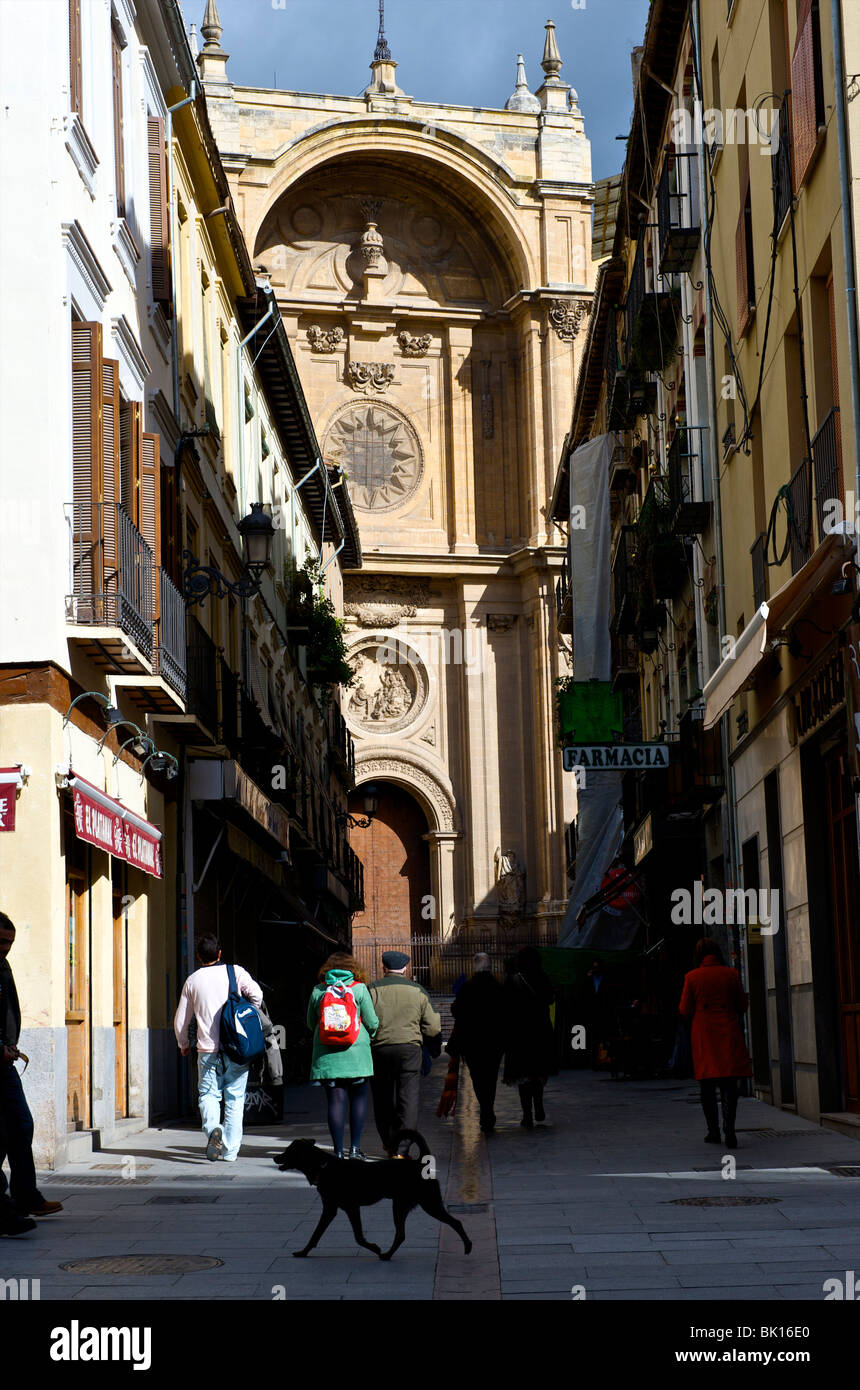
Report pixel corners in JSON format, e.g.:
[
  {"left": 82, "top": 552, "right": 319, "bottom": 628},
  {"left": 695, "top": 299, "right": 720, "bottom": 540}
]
[
  {"left": 788, "top": 460, "right": 813, "bottom": 575},
  {"left": 657, "top": 152, "right": 700, "bottom": 275},
  {"left": 68, "top": 501, "right": 153, "bottom": 663},
  {"left": 328, "top": 704, "right": 356, "bottom": 783},
  {"left": 609, "top": 441, "right": 637, "bottom": 493},
  {"left": 219, "top": 656, "right": 239, "bottom": 752},
  {"left": 668, "top": 703, "right": 724, "bottom": 808},
  {"left": 667, "top": 428, "right": 710, "bottom": 534},
  {"left": 812, "top": 407, "right": 842, "bottom": 546},
  {"left": 625, "top": 236, "right": 676, "bottom": 374},
  {"left": 611, "top": 632, "right": 640, "bottom": 689},
  {"left": 186, "top": 614, "right": 218, "bottom": 735},
  {"left": 611, "top": 525, "right": 638, "bottom": 635},
  {"left": 772, "top": 98, "right": 792, "bottom": 233},
  {"left": 555, "top": 554, "right": 573, "bottom": 634},
  {"left": 154, "top": 570, "right": 187, "bottom": 702}
]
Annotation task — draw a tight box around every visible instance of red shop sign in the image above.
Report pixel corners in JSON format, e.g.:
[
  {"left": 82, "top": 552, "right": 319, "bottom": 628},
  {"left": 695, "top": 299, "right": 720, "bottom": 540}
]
[
  {"left": 70, "top": 775, "right": 162, "bottom": 879},
  {"left": 0, "top": 768, "right": 20, "bottom": 832}
]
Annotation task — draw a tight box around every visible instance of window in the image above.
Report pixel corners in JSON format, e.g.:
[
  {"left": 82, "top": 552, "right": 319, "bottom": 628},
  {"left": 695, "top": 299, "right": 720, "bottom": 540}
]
[
  {"left": 791, "top": 0, "right": 825, "bottom": 186},
  {"left": 735, "top": 172, "right": 755, "bottom": 336},
  {"left": 147, "top": 118, "right": 170, "bottom": 310},
  {"left": 111, "top": 20, "right": 126, "bottom": 217},
  {"left": 69, "top": 0, "right": 82, "bottom": 115}
]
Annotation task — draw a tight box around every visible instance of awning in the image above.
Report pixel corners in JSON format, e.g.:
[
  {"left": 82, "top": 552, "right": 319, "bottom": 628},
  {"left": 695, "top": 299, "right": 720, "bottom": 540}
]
[
  {"left": 703, "top": 533, "right": 857, "bottom": 730},
  {"left": 68, "top": 774, "right": 162, "bottom": 878}
]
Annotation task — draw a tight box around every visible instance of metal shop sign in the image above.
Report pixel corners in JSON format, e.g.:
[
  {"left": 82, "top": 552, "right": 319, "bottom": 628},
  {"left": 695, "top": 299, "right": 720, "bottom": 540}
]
[
  {"left": 0, "top": 768, "right": 24, "bottom": 832},
  {"left": 563, "top": 744, "right": 671, "bottom": 770},
  {"left": 793, "top": 650, "right": 844, "bottom": 740},
  {"left": 633, "top": 813, "right": 653, "bottom": 865},
  {"left": 70, "top": 775, "right": 162, "bottom": 878}
]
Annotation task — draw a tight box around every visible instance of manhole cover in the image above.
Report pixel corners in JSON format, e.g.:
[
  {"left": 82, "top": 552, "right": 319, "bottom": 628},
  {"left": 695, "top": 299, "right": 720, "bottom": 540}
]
[
  {"left": 146, "top": 1195, "right": 220, "bottom": 1205},
  {"left": 60, "top": 1255, "right": 223, "bottom": 1275},
  {"left": 49, "top": 1175, "right": 155, "bottom": 1187},
  {"left": 668, "top": 1196, "right": 782, "bottom": 1207},
  {"left": 824, "top": 1166, "right": 860, "bottom": 1177}
]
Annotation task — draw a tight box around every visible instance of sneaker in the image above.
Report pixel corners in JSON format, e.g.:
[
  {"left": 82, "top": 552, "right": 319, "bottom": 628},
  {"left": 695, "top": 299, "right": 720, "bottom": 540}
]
[
  {"left": 205, "top": 1126, "right": 224, "bottom": 1162},
  {"left": 0, "top": 1214, "right": 36, "bottom": 1237},
  {"left": 27, "top": 1200, "right": 63, "bottom": 1216},
  {"left": 349, "top": 1148, "right": 371, "bottom": 1161}
]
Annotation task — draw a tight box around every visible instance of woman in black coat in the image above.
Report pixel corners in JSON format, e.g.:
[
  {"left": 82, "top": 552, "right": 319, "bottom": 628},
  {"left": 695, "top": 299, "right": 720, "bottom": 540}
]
[
  {"left": 450, "top": 953, "right": 505, "bottom": 1133},
  {"left": 503, "top": 947, "right": 556, "bottom": 1128}
]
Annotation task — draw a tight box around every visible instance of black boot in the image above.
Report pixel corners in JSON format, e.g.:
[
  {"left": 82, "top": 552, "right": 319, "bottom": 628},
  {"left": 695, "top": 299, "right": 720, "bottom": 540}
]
[
  {"left": 518, "top": 1082, "right": 534, "bottom": 1129},
  {"left": 701, "top": 1082, "right": 721, "bottom": 1143},
  {"left": 533, "top": 1082, "right": 546, "bottom": 1124},
  {"left": 721, "top": 1080, "right": 739, "bottom": 1148}
]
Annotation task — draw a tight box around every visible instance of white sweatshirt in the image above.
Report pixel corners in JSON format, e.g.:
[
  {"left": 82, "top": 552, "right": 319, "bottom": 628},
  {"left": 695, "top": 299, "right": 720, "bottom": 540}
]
[{"left": 174, "top": 963, "right": 263, "bottom": 1053}]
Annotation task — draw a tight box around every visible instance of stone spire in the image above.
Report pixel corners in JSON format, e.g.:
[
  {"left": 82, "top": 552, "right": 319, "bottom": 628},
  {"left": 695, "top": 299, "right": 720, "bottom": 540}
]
[
  {"left": 198, "top": 0, "right": 230, "bottom": 85},
  {"left": 506, "top": 54, "right": 541, "bottom": 114},
  {"left": 536, "top": 19, "right": 571, "bottom": 112},
  {"left": 189, "top": 22, "right": 199, "bottom": 60},
  {"left": 365, "top": 0, "right": 404, "bottom": 98}
]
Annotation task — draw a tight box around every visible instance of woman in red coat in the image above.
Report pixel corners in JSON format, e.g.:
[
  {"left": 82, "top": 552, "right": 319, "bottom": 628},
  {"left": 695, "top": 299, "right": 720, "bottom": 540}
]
[{"left": 679, "top": 938, "right": 752, "bottom": 1148}]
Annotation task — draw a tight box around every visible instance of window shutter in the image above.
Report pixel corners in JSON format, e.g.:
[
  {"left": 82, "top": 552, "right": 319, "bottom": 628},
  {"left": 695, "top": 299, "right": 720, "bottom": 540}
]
[
  {"left": 827, "top": 273, "right": 843, "bottom": 475},
  {"left": 71, "top": 322, "right": 103, "bottom": 618},
  {"left": 140, "top": 432, "right": 162, "bottom": 626},
  {"left": 147, "top": 118, "right": 170, "bottom": 306},
  {"left": 119, "top": 399, "right": 141, "bottom": 524},
  {"left": 68, "top": 0, "right": 82, "bottom": 116},
  {"left": 101, "top": 359, "right": 122, "bottom": 614},
  {"left": 112, "top": 28, "right": 125, "bottom": 218},
  {"left": 791, "top": 5, "right": 818, "bottom": 186}
]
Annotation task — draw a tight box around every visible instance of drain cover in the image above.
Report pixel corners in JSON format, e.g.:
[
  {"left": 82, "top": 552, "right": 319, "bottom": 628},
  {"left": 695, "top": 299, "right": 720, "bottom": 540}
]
[
  {"left": 447, "top": 1202, "right": 488, "bottom": 1214},
  {"left": 824, "top": 1166, "right": 860, "bottom": 1177},
  {"left": 146, "top": 1195, "right": 220, "bottom": 1205},
  {"left": 669, "top": 1196, "right": 781, "bottom": 1207},
  {"left": 60, "top": 1254, "right": 223, "bottom": 1274},
  {"left": 91, "top": 1162, "right": 153, "bottom": 1171},
  {"left": 736, "top": 1128, "right": 821, "bottom": 1138},
  {"left": 50, "top": 1175, "right": 155, "bottom": 1187}
]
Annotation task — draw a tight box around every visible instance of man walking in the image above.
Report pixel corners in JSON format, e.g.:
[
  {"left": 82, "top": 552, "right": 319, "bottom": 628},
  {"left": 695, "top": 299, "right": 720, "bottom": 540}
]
[
  {"left": 174, "top": 934, "right": 263, "bottom": 1163},
  {"left": 369, "top": 950, "right": 441, "bottom": 1155},
  {"left": 0, "top": 912, "right": 63, "bottom": 1235}
]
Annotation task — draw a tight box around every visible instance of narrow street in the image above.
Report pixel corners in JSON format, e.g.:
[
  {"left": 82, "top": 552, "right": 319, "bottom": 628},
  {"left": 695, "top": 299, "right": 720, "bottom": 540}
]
[{"left": 8, "top": 1067, "right": 860, "bottom": 1302}]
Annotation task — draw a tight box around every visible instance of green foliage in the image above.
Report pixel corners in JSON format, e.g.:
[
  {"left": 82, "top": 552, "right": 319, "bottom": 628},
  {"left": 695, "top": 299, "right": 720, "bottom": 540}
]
[{"left": 284, "top": 556, "right": 357, "bottom": 692}]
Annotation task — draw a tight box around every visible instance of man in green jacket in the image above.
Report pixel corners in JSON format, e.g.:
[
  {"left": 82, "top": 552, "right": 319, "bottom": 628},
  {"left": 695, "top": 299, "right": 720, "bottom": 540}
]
[{"left": 369, "top": 951, "right": 441, "bottom": 1155}]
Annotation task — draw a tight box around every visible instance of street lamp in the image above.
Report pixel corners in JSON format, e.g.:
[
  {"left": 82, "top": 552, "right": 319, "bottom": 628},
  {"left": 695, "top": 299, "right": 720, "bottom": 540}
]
[
  {"left": 335, "top": 782, "right": 379, "bottom": 830},
  {"left": 182, "top": 502, "right": 275, "bottom": 606},
  {"left": 63, "top": 691, "right": 122, "bottom": 728}
]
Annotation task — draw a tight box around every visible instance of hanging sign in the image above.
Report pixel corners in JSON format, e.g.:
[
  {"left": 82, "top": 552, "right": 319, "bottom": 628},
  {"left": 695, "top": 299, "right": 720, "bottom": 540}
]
[
  {"left": 563, "top": 744, "right": 671, "bottom": 770},
  {"left": 0, "top": 768, "right": 22, "bottom": 832},
  {"left": 69, "top": 775, "right": 163, "bottom": 879}
]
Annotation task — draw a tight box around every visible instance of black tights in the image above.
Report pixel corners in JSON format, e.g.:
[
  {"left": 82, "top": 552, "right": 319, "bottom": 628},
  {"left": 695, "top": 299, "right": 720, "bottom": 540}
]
[
  {"left": 326, "top": 1081, "right": 368, "bottom": 1155},
  {"left": 518, "top": 1079, "right": 545, "bottom": 1122},
  {"left": 700, "top": 1078, "right": 739, "bottom": 1135}
]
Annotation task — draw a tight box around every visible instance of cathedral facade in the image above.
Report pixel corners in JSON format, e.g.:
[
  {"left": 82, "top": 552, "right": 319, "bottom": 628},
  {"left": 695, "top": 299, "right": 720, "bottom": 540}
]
[{"left": 200, "top": 10, "right": 594, "bottom": 940}]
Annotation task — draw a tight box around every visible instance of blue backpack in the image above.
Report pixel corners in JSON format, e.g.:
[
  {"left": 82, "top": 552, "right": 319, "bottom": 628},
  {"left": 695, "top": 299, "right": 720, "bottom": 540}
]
[{"left": 220, "top": 965, "right": 265, "bottom": 1064}]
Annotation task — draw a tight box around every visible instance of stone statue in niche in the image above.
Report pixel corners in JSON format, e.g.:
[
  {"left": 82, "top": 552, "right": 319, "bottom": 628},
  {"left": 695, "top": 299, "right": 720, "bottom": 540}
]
[
  {"left": 347, "top": 652, "right": 418, "bottom": 730},
  {"left": 372, "top": 667, "right": 411, "bottom": 720},
  {"left": 494, "top": 847, "right": 526, "bottom": 925}
]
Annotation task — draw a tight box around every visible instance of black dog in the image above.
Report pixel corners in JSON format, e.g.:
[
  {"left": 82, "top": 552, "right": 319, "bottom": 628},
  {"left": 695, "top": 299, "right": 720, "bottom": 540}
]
[{"left": 274, "top": 1129, "right": 472, "bottom": 1260}]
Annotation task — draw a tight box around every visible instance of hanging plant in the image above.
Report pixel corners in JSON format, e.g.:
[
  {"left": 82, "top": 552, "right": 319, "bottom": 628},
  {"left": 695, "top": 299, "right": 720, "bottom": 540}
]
[{"left": 284, "top": 557, "right": 357, "bottom": 691}]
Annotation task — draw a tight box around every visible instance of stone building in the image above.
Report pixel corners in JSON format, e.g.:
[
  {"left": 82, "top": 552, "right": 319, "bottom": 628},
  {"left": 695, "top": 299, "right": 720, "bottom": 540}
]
[{"left": 200, "top": 6, "right": 595, "bottom": 943}]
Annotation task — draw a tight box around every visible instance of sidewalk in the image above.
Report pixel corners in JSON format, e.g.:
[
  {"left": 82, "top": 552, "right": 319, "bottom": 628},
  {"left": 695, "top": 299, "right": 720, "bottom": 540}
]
[{"left": 3, "top": 1066, "right": 860, "bottom": 1301}]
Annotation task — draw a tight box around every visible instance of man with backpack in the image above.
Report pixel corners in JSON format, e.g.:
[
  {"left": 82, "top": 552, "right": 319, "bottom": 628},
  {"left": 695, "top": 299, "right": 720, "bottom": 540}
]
[
  {"left": 174, "top": 934, "right": 264, "bottom": 1163},
  {"left": 369, "top": 951, "right": 441, "bottom": 1156}
]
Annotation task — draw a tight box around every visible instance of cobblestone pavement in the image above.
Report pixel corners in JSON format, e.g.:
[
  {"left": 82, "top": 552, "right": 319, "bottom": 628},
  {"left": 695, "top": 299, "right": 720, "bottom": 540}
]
[{"left": 4, "top": 1065, "right": 860, "bottom": 1302}]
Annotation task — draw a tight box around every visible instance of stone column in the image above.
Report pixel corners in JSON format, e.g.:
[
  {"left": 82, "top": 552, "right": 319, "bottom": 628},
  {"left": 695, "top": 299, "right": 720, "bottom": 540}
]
[
  {"left": 445, "top": 324, "right": 478, "bottom": 553},
  {"left": 424, "top": 830, "right": 459, "bottom": 940}
]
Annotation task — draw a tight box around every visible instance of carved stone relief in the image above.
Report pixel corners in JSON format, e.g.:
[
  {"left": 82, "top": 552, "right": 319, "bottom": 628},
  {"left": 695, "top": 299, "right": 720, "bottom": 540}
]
[
  {"left": 397, "top": 330, "right": 432, "bottom": 358},
  {"left": 356, "top": 756, "right": 457, "bottom": 832},
  {"left": 345, "top": 638, "right": 429, "bottom": 735},
  {"left": 324, "top": 402, "right": 423, "bottom": 511},
  {"left": 548, "top": 298, "right": 590, "bottom": 342},
  {"left": 307, "top": 324, "right": 345, "bottom": 353},
  {"left": 344, "top": 576, "right": 431, "bottom": 628},
  {"left": 346, "top": 361, "right": 395, "bottom": 394},
  {"left": 487, "top": 614, "right": 517, "bottom": 632}
]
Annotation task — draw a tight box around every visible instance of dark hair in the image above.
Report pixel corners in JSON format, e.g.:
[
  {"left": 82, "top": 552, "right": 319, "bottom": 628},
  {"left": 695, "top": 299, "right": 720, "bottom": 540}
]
[
  {"left": 196, "top": 934, "right": 221, "bottom": 964},
  {"left": 0, "top": 913, "right": 16, "bottom": 935},
  {"left": 694, "top": 937, "right": 724, "bottom": 966},
  {"left": 318, "top": 952, "right": 367, "bottom": 984},
  {"left": 515, "top": 945, "right": 543, "bottom": 977}
]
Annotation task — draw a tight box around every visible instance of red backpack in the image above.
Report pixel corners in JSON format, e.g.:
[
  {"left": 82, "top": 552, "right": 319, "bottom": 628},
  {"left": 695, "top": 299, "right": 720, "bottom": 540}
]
[{"left": 318, "top": 980, "right": 361, "bottom": 1048}]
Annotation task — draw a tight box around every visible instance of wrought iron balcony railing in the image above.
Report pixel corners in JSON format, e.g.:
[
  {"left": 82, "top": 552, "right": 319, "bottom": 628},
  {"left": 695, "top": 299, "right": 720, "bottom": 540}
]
[
  {"left": 657, "top": 151, "right": 700, "bottom": 275},
  {"left": 812, "top": 406, "right": 842, "bottom": 546}
]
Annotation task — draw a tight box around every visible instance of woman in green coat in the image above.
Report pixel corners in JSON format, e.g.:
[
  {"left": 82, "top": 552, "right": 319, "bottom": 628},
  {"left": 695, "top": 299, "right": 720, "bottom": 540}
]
[{"left": 307, "top": 954, "right": 379, "bottom": 1160}]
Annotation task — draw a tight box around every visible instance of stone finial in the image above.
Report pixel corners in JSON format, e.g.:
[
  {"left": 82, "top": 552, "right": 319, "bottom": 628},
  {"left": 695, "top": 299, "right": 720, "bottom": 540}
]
[
  {"left": 189, "top": 22, "right": 199, "bottom": 59},
  {"left": 506, "top": 54, "right": 541, "bottom": 114},
  {"left": 541, "top": 20, "right": 564, "bottom": 82},
  {"left": 374, "top": 0, "right": 391, "bottom": 61},
  {"left": 200, "top": 0, "right": 223, "bottom": 51}
]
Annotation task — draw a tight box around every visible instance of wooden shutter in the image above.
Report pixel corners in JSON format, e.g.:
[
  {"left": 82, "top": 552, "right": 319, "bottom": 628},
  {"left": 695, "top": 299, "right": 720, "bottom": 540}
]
[
  {"left": 101, "top": 359, "right": 122, "bottom": 614},
  {"left": 68, "top": 0, "right": 82, "bottom": 115},
  {"left": 119, "top": 399, "right": 140, "bottom": 524},
  {"left": 147, "top": 118, "right": 170, "bottom": 307},
  {"left": 791, "top": 4, "right": 818, "bottom": 186},
  {"left": 111, "top": 27, "right": 125, "bottom": 218},
  {"left": 160, "top": 449, "right": 181, "bottom": 584},
  {"left": 140, "top": 432, "right": 162, "bottom": 626},
  {"left": 71, "top": 322, "right": 103, "bottom": 618},
  {"left": 827, "top": 272, "right": 844, "bottom": 477}
]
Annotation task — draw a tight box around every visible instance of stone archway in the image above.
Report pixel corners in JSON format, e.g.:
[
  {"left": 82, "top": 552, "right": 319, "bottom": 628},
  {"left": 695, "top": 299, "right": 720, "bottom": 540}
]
[{"left": 353, "top": 753, "right": 460, "bottom": 941}]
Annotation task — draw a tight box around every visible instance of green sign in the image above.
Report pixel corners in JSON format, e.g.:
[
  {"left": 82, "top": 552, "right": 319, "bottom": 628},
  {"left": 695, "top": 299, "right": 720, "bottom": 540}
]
[{"left": 558, "top": 681, "right": 623, "bottom": 742}]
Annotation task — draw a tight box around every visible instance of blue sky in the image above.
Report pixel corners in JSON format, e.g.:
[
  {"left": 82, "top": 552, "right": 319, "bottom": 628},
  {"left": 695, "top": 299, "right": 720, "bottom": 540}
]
[{"left": 194, "top": 0, "right": 651, "bottom": 181}]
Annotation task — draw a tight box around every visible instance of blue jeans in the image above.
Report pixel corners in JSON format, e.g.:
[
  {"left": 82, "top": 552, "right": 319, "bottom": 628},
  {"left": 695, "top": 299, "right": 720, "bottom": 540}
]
[
  {"left": 0, "top": 1062, "right": 39, "bottom": 1208},
  {"left": 197, "top": 1053, "right": 249, "bottom": 1161}
]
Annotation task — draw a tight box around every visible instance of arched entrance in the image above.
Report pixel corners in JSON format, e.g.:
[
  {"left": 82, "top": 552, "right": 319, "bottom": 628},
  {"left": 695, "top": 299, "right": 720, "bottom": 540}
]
[{"left": 349, "top": 782, "right": 431, "bottom": 954}]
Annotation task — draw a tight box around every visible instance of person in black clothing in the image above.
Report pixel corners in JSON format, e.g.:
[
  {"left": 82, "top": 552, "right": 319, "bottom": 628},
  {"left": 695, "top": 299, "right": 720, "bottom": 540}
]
[
  {"left": 503, "top": 946, "right": 556, "bottom": 1129},
  {"left": 449, "top": 953, "right": 504, "bottom": 1133},
  {"left": 0, "top": 912, "right": 62, "bottom": 1235}
]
